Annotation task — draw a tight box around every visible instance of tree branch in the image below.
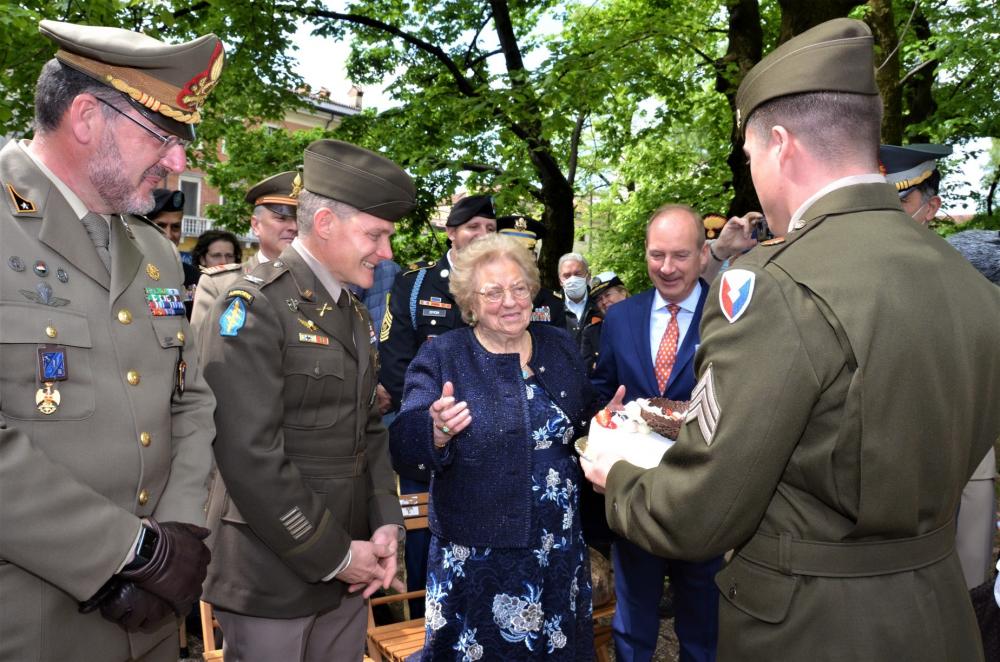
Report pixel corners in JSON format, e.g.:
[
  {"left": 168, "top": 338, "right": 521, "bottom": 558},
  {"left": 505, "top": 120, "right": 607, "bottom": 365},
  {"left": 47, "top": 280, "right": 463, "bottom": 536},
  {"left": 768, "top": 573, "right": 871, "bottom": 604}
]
[
  {"left": 566, "top": 112, "right": 587, "bottom": 187},
  {"left": 462, "top": 9, "right": 494, "bottom": 70},
  {"left": 459, "top": 161, "right": 505, "bottom": 175},
  {"left": 300, "top": 7, "right": 479, "bottom": 97}
]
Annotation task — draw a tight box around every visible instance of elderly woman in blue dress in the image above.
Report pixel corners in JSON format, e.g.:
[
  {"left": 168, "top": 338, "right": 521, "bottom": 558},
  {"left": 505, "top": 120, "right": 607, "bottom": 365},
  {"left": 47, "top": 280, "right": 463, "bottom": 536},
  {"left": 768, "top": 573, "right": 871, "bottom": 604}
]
[{"left": 390, "top": 233, "right": 596, "bottom": 660}]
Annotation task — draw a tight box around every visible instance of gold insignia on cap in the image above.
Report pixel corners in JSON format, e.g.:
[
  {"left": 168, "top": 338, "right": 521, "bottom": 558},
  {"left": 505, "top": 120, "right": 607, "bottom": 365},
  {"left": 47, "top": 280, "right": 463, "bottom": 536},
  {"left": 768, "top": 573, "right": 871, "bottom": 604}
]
[
  {"left": 178, "top": 43, "right": 225, "bottom": 112},
  {"left": 290, "top": 172, "right": 303, "bottom": 199},
  {"left": 7, "top": 184, "right": 37, "bottom": 214},
  {"left": 146, "top": 263, "right": 160, "bottom": 280},
  {"left": 515, "top": 217, "right": 527, "bottom": 232}
]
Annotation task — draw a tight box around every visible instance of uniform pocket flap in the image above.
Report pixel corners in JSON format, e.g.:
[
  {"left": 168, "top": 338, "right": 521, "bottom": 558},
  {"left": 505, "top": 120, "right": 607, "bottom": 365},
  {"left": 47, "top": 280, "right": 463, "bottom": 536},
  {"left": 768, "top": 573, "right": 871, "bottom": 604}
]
[
  {"left": 715, "top": 555, "right": 798, "bottom": 624},
  {"left": 284, "top": 345, "right": 345, "bottom": 380},
  {"left": 0, "top": 303, "right": 92, "bottom": 347},
  {"left": 288, "top": 453, "right": 364, "bottom": 479},
  {"left": 151, "top": 317, "right": 185, "bottom": 348}
]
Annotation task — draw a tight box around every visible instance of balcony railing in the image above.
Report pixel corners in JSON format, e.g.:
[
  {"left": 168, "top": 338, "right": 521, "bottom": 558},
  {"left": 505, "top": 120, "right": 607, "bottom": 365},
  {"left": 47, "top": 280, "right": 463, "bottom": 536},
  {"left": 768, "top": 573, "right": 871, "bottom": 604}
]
[{"left": 182, "top": 215, "right": 256, "bottom": 245}]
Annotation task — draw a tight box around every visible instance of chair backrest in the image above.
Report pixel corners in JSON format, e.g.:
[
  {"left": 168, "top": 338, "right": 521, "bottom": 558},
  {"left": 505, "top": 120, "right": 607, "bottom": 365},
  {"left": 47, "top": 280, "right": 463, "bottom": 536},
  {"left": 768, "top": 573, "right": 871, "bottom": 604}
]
[{"left": 399, "top": 492, "right": 429, "bottom": 531}]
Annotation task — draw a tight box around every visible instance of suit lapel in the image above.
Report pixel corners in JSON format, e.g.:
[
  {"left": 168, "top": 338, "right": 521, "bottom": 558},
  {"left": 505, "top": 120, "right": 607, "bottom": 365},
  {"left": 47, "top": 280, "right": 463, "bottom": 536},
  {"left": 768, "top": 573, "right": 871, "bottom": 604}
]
[
  {"left": 629, "top": 290, "right": 660, "bottom": 396},
  {"left": 665, "top": 279, "right": 708, "bottom": 393},
  {"left": 110, "top": 216, "right": 142, "bottom": 304}
]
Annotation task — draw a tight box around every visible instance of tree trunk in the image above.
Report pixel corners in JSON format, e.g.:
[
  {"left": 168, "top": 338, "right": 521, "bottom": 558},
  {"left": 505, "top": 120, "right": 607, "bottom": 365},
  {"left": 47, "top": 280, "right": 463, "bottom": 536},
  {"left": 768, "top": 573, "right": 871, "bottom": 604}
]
[
  {"left": 902, "top": 11, "right": 937, "bottom": 138},
  {"left": 867, "top": 0, "right": 902, "bottom": 144},
  {"left": 777, "top": 0, "right": 864, "bottom": 43}
]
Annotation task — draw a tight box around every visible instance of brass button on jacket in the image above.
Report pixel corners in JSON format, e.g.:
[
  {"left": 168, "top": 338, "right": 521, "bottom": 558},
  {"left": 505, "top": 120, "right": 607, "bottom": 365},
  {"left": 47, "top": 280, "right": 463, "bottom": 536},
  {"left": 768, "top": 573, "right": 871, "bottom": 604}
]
[
  {"left": 126, "top": 370, "right": 140, "bottom": 385},
  {"left": 139, "top": 432, "right": 151, "bottom": 447},
  {"left": 137, "top": 489, "right": 149, "bottom": 506},
  {"left": 117, "top": 309, "right": 132, "bottom": 324}
]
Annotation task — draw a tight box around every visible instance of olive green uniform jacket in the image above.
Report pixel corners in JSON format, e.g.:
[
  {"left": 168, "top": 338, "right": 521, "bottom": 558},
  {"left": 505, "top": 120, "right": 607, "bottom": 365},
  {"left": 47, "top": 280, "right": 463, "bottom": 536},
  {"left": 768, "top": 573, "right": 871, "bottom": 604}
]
[
  {"left": 189, "top": 253, "right": 261, "bottom": 329},
  {"left": 0, "top": 140, "right": 216, "bottom": 660},
  {"left": 605, "top": 183, "right": 1000, "bottom": 661},
  {"left": 199, "top": 246, "right": 403, "bottom": 618}
]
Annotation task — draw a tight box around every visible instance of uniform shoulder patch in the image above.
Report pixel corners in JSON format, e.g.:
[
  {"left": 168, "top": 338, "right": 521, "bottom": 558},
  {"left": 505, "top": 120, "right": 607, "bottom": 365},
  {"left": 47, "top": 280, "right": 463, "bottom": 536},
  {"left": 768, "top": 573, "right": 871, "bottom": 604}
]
[
  {"left": 719, "top": 269, "right": 755, "bottom": 323},
  {"left": 201, "top": 262, "right": 243, "bottom": 276},
  {"left": 219, "top": 298, "right": 248, "bottom": 336}
]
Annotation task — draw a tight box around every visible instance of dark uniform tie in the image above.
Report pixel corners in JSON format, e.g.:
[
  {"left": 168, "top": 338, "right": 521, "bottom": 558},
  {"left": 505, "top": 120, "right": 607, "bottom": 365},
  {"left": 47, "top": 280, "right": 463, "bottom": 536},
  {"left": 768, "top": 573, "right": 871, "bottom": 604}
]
[{"left": 80, "top": 213, "right": 111, "bottom": 271}]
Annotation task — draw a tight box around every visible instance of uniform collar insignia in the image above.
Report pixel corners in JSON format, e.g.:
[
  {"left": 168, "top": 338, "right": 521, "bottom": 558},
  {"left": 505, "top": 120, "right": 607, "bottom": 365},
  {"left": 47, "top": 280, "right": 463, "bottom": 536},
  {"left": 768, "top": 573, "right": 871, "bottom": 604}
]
[{"left": 7, "top": 184, "right": 37, "bottom": 214}]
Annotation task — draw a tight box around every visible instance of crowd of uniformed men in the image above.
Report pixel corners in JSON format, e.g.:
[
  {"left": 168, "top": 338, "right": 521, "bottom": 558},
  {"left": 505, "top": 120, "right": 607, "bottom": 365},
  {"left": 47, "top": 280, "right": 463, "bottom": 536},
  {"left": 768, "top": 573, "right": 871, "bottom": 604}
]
[{"left": 1, "top": 14, "right": 999, "bottom": 662}]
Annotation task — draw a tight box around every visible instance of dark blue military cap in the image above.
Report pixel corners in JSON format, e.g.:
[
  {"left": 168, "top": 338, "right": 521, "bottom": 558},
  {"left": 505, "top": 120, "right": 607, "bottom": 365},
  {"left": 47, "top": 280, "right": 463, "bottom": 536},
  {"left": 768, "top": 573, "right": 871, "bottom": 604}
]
[
  {"left": 497, "top": 214, "right": 546, "bottom": 248},
  {"left": 446, "top": 195, "right": 495, "bottom": 227},
  {"left": 879, "top": 144, "right": 952, "bottom": 193}
]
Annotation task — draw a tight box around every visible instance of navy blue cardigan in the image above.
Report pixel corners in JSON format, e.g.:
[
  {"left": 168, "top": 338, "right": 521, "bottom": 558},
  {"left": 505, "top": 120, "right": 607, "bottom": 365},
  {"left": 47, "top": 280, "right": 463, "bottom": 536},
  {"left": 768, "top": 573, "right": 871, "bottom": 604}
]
[{"left": 389, "top": 324, "right": 597, "bottom": 548}]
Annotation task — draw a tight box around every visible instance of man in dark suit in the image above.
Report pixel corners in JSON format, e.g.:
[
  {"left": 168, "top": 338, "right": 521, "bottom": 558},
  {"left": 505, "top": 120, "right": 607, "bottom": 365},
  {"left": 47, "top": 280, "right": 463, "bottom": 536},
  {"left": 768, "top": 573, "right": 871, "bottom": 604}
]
[
  {"left": 591, "top": 204, "right": 720, "bottom": 662},
  {"left": 199, "top": 140, "right": 409, "bottom": 661}
]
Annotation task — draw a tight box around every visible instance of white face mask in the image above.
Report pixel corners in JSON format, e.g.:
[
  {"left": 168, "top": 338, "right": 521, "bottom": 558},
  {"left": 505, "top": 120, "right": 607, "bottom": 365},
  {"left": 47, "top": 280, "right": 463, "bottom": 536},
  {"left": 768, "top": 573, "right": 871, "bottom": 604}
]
[{"left": 562, "top": 276, "right": 588, "bottom": 301}]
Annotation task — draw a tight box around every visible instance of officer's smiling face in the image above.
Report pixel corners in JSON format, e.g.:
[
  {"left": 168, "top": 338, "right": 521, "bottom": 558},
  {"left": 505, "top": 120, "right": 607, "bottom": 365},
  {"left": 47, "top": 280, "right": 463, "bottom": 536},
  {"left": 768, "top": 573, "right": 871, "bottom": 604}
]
[
  {"left": 87, "top": 98, "right": 187, "bottom": 215},
  {"left": 446, "top": 216, "right": 497, "bottom": 252},
  {"left": 319, "top": 208, "right": 395, "bottom": 289}
]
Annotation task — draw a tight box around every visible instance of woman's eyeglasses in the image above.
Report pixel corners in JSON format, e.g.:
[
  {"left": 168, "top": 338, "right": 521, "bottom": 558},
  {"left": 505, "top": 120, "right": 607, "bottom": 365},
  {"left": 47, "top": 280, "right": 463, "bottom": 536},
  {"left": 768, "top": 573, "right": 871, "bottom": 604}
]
[{"left": 477, "top": 283, "right": 531, "bottom": 303}]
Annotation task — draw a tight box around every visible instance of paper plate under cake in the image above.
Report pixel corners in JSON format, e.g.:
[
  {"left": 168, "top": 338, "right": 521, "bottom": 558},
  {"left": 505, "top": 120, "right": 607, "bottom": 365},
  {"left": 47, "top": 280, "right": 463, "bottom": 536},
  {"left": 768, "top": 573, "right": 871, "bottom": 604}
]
[{"left": 580, "top": 398, "right": 688, "bottom": 469}]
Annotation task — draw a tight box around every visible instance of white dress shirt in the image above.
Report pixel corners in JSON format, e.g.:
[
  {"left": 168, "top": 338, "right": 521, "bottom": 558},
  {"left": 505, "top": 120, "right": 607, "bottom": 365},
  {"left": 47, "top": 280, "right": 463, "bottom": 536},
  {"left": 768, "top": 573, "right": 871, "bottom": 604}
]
[{"left": 649, "top": 281, "right": 702, "bottom": 368}]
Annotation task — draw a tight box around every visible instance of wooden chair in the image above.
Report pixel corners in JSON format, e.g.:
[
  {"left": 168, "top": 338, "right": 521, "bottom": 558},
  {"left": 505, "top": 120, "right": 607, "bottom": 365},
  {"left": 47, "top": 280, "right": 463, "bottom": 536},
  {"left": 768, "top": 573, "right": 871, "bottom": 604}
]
[
  {"left": 200, "top": 600, "right": 224, "bottom": 661},
  {"left": 366, "top": 492, "right": 617, "bottom": 662}
]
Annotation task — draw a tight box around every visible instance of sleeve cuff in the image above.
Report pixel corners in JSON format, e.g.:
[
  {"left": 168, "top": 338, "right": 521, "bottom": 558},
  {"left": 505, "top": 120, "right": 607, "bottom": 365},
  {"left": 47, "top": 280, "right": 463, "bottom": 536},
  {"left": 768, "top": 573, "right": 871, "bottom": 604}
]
[{"left": 323, "top": 549, "right": 352, "bottom": 582}]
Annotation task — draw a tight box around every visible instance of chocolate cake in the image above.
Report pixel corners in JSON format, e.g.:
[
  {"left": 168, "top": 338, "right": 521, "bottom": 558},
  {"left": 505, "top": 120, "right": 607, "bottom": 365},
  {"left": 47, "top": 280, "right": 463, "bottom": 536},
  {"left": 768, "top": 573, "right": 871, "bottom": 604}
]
[{"left": 638, "top": 398, "right": 689, "bottom": 439}]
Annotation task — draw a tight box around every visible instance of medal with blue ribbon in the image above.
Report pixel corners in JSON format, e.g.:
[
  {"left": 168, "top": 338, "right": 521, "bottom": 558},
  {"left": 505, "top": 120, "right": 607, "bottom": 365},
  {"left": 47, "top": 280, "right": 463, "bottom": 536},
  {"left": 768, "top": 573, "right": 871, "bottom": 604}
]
[{"left": 36, "top": 344, "right": 67, "bottom": 415}]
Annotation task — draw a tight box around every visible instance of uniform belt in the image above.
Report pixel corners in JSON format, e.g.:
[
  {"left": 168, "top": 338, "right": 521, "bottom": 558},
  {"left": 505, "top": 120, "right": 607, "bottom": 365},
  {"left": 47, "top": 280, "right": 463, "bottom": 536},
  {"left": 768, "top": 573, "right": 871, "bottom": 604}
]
[
  {"left": 738, "top": 519, "right": 955, "bottom": 578},
  {"left": 291, "top": 452, "right": 367, "bottom": 479}
]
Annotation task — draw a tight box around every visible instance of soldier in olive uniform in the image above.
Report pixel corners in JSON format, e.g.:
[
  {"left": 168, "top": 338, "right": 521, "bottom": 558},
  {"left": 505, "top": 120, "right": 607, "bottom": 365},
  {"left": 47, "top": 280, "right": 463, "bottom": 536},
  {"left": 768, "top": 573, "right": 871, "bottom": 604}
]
[
  {"left": 496, "top": 213, "right": 570, "bottom": 327},
  {"left": 582, "top": 19, "right": 1000, "bottom": 661},
  {"left": 199, "top": 140, "right": 409, "bottom": 661},
  {"left": 189, "top": 170, "right": 300, "bottom": 328},
  {"left": 0, "top": 20, "right": 223, "bottom": 662}
]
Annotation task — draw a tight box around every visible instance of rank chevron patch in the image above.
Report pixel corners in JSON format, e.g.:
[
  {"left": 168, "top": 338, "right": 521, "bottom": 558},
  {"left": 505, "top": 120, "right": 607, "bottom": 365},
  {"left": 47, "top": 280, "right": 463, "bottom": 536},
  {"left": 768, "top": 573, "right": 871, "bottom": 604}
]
[{"left": 686, "top": 363, "right": 720, "bottom": 445}]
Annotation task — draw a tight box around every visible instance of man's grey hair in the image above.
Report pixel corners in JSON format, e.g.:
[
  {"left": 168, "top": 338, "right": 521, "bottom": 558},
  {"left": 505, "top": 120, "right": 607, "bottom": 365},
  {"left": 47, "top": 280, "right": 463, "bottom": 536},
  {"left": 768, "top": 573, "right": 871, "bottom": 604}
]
[
  {"left": 947, "top": 230, "right": 1000, "bottom": 285},
  {"left": 34, "top": 59, "right": 120, "bottom": 133},
  {"left": 558, "top": 252, "right": 589, "bottom": 274},
  {"left": 296, "top": 190, "right": 358, "bottom": 235}
]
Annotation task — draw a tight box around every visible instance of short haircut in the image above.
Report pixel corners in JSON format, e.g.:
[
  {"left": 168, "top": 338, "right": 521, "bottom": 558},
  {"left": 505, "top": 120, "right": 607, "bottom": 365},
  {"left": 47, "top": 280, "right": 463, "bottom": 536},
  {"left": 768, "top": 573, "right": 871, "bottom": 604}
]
[
  {"left": 449, "top": 233, "right": 541, "bottom": 325},
  {"left": 34, "top": 58, "right": 119, "bottom": 133},
  {"left": 646, "top": 203, "right": 705, "bottom": 248},
  {"left": 746, "top": 91, "right": 883, "bottom": 170},
  {"left": 557, "top": 252, "right": 589, "bottom": 274},
  {"left": 296, "top": 190, "right": 358, "bottom": 235},
  {"left": 192, "top": 229, "right": 242, "bottom": 266}
]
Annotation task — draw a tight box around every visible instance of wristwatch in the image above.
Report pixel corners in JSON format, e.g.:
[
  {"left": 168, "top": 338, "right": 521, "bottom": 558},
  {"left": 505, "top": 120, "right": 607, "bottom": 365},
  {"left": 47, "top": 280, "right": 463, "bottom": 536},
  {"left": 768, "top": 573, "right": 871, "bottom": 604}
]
[{"left": 122, "top": 522, "right": 159, "bottom": 573}]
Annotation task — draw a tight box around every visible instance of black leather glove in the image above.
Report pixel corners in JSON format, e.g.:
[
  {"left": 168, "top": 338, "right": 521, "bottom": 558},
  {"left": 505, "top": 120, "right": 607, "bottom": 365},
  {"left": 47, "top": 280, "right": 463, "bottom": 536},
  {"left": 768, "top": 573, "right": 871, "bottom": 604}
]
[
  {"left": 98, "top": 580, "right": 176, "bottom": 631},
  {"left": 119, "top": 519, "right": 211, "bottom": 613}
]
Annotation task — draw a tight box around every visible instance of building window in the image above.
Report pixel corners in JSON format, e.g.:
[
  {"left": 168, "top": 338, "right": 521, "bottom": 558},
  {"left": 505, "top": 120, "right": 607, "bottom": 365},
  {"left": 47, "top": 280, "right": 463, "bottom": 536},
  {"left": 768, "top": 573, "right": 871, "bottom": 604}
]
[{"left": 179, "top": 178, "right": 200, "bottom": 217}]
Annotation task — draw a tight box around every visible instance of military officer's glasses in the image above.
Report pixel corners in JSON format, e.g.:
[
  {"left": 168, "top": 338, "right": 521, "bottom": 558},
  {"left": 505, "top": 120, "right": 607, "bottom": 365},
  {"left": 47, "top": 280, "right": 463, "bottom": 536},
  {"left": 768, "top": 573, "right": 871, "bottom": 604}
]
[
  {"left": 478, "top": 283, "right": 532, "bottom": 304},
  {"left": 96, "top": 98, "right": 190, "bottom": 154}
]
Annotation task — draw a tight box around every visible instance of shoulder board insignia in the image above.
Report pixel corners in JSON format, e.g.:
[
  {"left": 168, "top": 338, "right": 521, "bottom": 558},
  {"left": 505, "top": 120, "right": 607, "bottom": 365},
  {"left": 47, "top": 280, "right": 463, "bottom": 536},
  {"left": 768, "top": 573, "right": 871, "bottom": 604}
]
[
  {"left": 719, "top": 269, "right": 755, "bottom": 323},
  {"left": 380, "top": 307, "right": 393, "bottom": 343},
  {"left": 244, "top": 274, "right": 265, "bottom": 285},
  {"left": 403, "top": 260, "right": 436, "bottom": 276},
  {"left": 7, "top": 184, "right": 37, "bottom": 214},
  {"left": 552, "top": 291, "right": 563, "bottom": 299},
  {"left": 226, "top": 289, "right": 254, "bottom": 305},
  {"left": 219, "top": 298, "right": 247, "bottom": 337},
  {"left": 201, "top": 262, "right": 243, "bottom": 276},
  {"left": 760, "top": 237, "right": 785, "bottom": 246}
]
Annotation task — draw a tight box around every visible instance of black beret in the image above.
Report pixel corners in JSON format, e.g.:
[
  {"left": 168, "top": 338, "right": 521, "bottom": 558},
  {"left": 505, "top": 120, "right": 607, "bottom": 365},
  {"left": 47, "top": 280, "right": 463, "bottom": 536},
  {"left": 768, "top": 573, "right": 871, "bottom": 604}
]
[
  {"left": 150, "top": 189, "right": 184, "bottom": 216},
  {"left": 446, "top": 194, "right": 495, "bottom": 227}
]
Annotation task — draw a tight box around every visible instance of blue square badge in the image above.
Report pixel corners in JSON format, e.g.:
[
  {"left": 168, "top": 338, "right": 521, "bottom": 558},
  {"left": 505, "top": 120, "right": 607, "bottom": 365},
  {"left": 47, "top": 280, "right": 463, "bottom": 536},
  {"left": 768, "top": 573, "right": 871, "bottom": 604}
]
[{"left": 37, "top": 345, "right": 67, "bottom": 381}]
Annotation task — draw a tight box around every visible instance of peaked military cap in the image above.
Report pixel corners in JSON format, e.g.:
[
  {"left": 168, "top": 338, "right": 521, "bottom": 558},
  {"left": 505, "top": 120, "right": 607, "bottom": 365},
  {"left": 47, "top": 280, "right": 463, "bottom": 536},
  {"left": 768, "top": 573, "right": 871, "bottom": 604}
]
[
  {"left": 150, "top": 189, "right": 184, "bottom": 216},
  {"left": 39, "top": 19, "right": 225, "bottom": 142},
  {"left": 590, "top": 271, "right": 623, "bottom": 299},
  {"left": 245, "top": 171, "right": 302, "bottom": 217},
  {"left": 735, "top": 18, "right": 878, "bottom": 135},
  {"left": 302, "top": 140, "right": 415, "bottom": 221},
  {"left": 497, "top": 214, "right": 546, "bottom": 248},
  {"left": 447, "top": 194, "right": 495, "bottom": 227},
  {"left": 879, "top": 144, "right": 952, "bottom": 193},
  {"left": 702, "top": 213, "right": 727, "bottom": 240}
]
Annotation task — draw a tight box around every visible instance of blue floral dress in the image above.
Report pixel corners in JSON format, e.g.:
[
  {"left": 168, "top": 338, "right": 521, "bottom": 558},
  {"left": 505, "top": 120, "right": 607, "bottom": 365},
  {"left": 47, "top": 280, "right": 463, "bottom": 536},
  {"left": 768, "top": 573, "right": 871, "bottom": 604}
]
[{"left": 417, "top": 376, "right": 593, "bottom": 661}]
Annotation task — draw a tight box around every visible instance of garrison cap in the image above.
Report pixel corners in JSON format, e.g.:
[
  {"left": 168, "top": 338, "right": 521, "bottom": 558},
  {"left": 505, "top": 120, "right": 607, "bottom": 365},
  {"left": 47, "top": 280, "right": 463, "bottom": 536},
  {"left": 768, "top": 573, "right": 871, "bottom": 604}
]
[
  {"left": 303, "top": 140, "right": 415, "bottom": 222},
  {"left": 39, "top": 20, "right": 225, "bottom": 142},
  {"left": 245, "top": 171, "right": 302, "bottom": 217},
  {"left": 447, "top": 194, "right": 495, "bottom": 227},
  {"left": 497, "top": 214, "right": 546, "bottom": 248},
  {"left": 150, "top": 189, "right": 184, "bottom": 216},
  {"left": 735, "top": 18, "right": 877, "bottom": 135},
  {"left": 590, "top": 271, "right": 624, "bottom": 299},
  {"left": 879, "top": 144, "right": 952, "bottom": 193}
]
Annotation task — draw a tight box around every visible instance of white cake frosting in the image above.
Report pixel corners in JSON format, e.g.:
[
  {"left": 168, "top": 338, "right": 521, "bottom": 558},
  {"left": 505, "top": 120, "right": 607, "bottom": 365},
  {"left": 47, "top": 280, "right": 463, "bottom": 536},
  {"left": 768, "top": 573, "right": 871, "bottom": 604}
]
[{"left": 585, "top": 398, "right": 681, "bottom": 469}]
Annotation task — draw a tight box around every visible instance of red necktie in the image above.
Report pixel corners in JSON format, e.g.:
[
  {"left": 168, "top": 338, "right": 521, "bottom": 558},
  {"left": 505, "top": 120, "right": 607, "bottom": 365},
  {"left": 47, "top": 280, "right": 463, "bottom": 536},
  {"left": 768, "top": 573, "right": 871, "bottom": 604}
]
[{"left": 654, "top": 304, "right": 681, "bottom": 394}]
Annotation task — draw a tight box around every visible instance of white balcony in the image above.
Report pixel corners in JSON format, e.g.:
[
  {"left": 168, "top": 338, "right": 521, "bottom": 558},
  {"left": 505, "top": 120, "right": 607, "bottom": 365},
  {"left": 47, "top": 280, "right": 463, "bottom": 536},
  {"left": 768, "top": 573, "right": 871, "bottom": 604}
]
[{"left": 182, "top": 215, "right": 256, "bottom": 245}]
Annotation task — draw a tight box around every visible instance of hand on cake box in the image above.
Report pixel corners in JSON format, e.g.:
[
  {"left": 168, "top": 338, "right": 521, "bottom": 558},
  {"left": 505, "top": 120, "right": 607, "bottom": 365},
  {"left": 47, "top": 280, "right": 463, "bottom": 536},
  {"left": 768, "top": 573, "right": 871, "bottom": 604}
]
[{"left": 580, "top": 386, "right": 689, "bottom": 490}]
